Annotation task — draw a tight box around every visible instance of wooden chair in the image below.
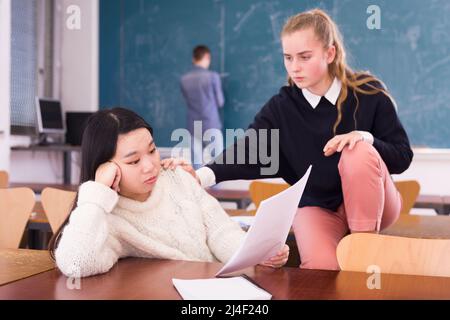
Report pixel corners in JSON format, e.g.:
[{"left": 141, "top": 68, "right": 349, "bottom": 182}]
[
  {"left": 337, "top": 233, "right": 450, "bottom": 277},
  {"left": 0, "top": 188, "right": 35, "bottom": 248},
  {"left": 249, "top": 180, "right": 420, "bottom": 213},
  {"left": 248, "top": 181, "right": 290, "bottom": 215},
  {"left": 0, "top": 170, "right": 8, "bottom": 188},
  {"left": 394, "top": 180, "right": 420, "bottom": 215},
  {"left": 41, "top": 188, "right": 77, "bottom": 233}
]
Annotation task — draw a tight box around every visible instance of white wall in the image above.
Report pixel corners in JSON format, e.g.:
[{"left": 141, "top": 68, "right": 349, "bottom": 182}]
[
  {"left": 9, "top": 0, "right": 98, "bottom": 184},
  {"left": 392, "top": 149, "right": 450, "bottom": 195},
  {"left": 0, "top": 0, "right": 11, "bottom": 172},
  {"left": 59, "top": 0, "right": 98, "bottom": 111}
]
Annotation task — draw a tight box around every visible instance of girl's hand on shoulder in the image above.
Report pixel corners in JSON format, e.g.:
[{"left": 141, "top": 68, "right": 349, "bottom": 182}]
[
  {"left": 160, "top": 157, "right": 200, "bottom": 184},
  {"left": 323, "top": 131, "right": 363, "bottom": 157},
  {"left": 260, "top": 244, "right": 290, "bottom": 268},
  {"left": 95, "top": 161, "right": 122, "bottom": 192}
]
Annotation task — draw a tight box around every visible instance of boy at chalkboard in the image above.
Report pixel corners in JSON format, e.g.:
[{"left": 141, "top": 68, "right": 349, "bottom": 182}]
[
  {"left": 180, "top": 45, "right": 225, "bottom": 169},
  {"left": 164, "top": 9, "right": 413, "bottom": 271}
]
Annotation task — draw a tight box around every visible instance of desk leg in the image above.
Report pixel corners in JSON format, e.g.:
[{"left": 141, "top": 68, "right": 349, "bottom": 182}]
[
  {"left": 27, "top": 229, "right": 51, "bottom": 250},
  {"left": 437, "top": 205, "right": 450, "bottom": 215},
  {"left": 238, "top": 198, "right": 252, "bottom": 210},
  {"left": 28, "top": 228, "right": 39, "bottom": 249},
  {"left": 63, "top": 151, "right": 71, "bottom": 184}
]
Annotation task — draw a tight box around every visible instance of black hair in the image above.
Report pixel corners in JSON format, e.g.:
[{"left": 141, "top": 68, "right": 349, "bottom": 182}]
[{"left": 48, "top": 107, "right": 153, "bottom": 259}]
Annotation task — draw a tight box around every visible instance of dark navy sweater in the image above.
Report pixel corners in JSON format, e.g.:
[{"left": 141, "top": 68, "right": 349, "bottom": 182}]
[{"left": 207, "top": 82, "right": 413, "bottom": 211}]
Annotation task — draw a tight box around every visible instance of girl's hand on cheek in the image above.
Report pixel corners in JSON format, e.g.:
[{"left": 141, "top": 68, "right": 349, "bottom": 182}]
[{"left": 95, "top": 161, "right": 122, "bottom": 192}]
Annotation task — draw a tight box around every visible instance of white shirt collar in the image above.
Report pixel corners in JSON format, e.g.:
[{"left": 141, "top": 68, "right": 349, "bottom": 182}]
[{"left": 301, "top": 77, "right": 342, "bottom": 108}]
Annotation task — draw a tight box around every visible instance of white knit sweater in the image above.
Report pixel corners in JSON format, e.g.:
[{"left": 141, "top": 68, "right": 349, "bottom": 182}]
[{"left": 55, "top": 167, "right": 246, "bottom": 278}]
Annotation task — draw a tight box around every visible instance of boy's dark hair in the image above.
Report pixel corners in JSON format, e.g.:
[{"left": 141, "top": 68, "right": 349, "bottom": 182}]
[{"left": 193, "top": 45, "right": 210, "bottom": 61}]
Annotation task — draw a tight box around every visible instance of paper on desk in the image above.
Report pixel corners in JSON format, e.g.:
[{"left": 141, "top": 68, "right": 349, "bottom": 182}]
[
  {"left": 216, "top": 165, "right": 312, "bottom": 276},
  {"left": 172, "top": 276, "right": 272, "bottom": 300}
]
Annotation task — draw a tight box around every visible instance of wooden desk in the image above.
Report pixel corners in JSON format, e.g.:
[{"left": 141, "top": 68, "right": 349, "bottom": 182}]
[
  {"left": 381, "top": 214, "right": 450, "bottom": 239},
  {"left": 0, "top": 249, "right": 55, "bottom": 286},
  {"left": 206, "top": 188, "right": 251, "bottom": 209},
  {"left": 225, "top": 208, "right": 254, "bottom": 216},
  {"left": 1, "top": 258, "right": 450, "bottom": 299},
  {"left": 11, "top": 145, "right": 81, "bottom": 184},
  {"left": 415, "top": 194, "right": 450, "bottom": 215}
]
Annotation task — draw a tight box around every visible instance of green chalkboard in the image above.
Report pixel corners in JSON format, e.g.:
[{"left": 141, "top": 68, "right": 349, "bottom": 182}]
[{"left": 100, "top": 0, "right": 450, "bottom": 148}]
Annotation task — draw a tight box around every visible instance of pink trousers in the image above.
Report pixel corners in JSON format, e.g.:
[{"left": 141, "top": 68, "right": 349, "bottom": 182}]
[{"left": 292, "top": 142, "right": 402, "bottom": 270}]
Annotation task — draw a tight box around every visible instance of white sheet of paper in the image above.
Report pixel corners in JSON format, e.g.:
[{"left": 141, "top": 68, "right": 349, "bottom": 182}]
[
  {"left": 172, "top": 277, "right": 272, "bottom": 300},
  {"left": 216, "top": 165, "right": 312, "bottom": 276}
]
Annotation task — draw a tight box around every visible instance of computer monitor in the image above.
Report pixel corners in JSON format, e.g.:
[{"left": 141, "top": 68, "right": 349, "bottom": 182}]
[
  {"left": 65, "top": 111, "right": 94, "bottom": 146},
  {"left": 35, "top": 97, "right": 65, "bottom": 144},
  {"left": 35, "top": 97, "right": 65, "bottom": 134}
]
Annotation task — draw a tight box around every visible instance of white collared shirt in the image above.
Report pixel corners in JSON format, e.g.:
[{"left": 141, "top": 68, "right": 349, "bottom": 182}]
[
  {"left": 302, "top": 77, "right": 342, "bottom": 109},
  {"left": 302, "top": 77, "right": 374, "bottom": 145}
]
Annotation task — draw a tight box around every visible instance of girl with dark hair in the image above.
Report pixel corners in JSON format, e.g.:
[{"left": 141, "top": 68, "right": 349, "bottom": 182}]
[{"left": 48, "top": 107, "right": 289, "bottom": 278}]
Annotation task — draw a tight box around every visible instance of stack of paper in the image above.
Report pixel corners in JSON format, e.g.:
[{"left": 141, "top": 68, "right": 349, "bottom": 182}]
[{"left": 172, "top": 277, "right": 272, "bottom": 300}]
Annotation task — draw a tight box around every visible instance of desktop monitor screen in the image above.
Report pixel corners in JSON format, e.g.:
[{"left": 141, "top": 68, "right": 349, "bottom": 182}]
[
  {"left": 35, "top": 98, "right": 65, "bottom": 134},
  {"left": 65, "top": 111, "right": 94, "bottom": 146}
]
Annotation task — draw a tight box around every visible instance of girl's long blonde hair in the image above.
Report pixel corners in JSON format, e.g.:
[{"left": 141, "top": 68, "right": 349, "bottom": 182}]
[{"left": 281, "top": 9, "right": 393, "bottom": 134}]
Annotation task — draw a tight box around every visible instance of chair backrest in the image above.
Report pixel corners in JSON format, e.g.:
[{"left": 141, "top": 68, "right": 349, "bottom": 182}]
[
  {"left": 41, "top": 187, "right": 77, "bottom": 233},
  {"left": 0, "top": 170, "right": 8, "bottom": 188},
  {"left": 337, "top": 233, "right": 450, "bottom": 277},
  {"left": 0, "top": 188, "right": 35, "bottom": 248},
  {"left": 249, "top": 181, "right": 290, "bottom": 212},
  {"left": 249, "top": 180, "right": 420, "bottom": 214},
  {"left": 394, "top": 180, "right": 420, "bottom": 215}
]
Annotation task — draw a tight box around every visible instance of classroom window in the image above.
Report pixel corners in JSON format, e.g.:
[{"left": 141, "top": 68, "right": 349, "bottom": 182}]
[{"left": 10, "top": 0, "right": 37, "bottom": 135}]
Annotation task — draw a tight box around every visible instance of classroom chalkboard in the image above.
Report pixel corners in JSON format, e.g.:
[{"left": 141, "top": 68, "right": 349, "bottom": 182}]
[{"left": 100, "top": 0, "right": 450, "bottom": 148}]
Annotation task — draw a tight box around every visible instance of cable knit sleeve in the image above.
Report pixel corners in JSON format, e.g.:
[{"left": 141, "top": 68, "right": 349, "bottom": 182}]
[
  {"left": 175, "top": 167, "right": 247, "bottom": 263},
  {"left": 55, "top": 181, "right": 122, "bottom": 278}
]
